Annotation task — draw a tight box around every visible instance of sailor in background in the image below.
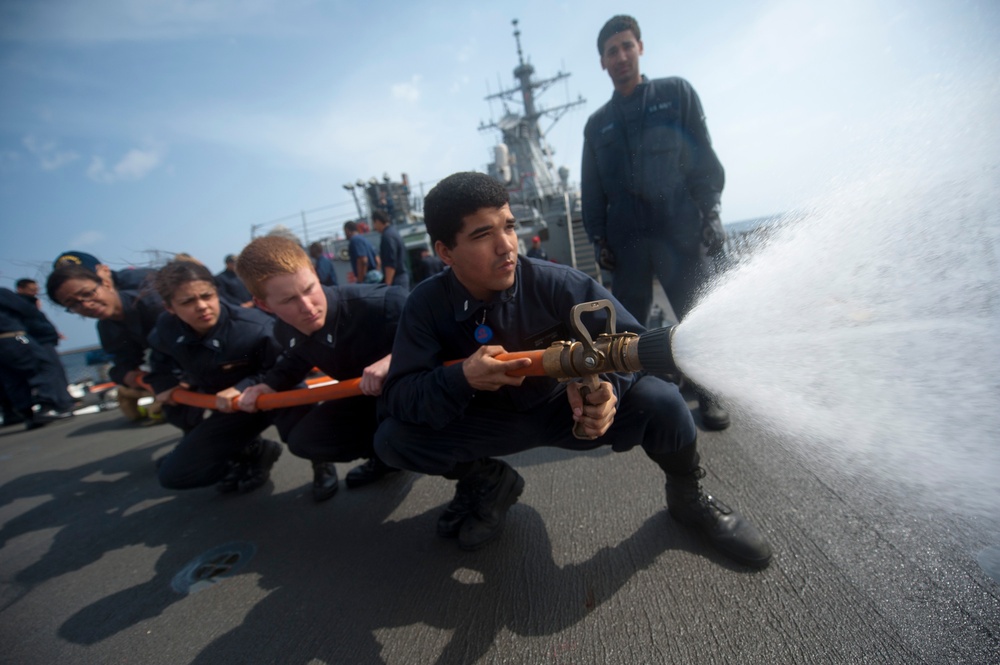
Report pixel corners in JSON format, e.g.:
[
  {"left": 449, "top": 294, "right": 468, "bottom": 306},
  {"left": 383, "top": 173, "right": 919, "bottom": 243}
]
[
  {"left": 215, "top": 254, "right": 255, "bottom": 307},
  {"left": 413, "top": 248, "right": 446, "bottom": 285},
  {"left": 526, "top": 236, "right": 549, "bottom": 261},
  {"left": 372, "top": 210, "right": 410, "bottom": 291},
  {"left": 0, "top": 286, "right": 74, "bottom": 429},
  {"left": 581, "top": 15, "right": 731, "bottom": 431},
  {"left": 343, "top": 221, "right": 383, "bottom": 284},
  {"left": 308, "top": 243, "right": 338, "bottom": 287}
]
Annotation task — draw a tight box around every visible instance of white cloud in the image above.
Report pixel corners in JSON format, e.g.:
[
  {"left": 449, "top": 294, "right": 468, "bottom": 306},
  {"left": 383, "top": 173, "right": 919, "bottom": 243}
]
[
  {"left": 449, "top": 75, "right": 471, "bottom": 95},
  {"left": 70, "top": 230, "right": 105, "bottom": 247},
  {"left": 22, "top": 135, "right": 79, "bottom": 171},
  {"left": 391, "top": 75, "right": 422, "bottom": 103},
  {"left": 86, "top": 157, "right": 108, "bottom": 182},
  {"left": 456, "top": 41, "right": 476, "bottom": 64},
  {"left": 115, "top": 147, "right": 163, "bottom": 179},
  {"left": 87, "top": 145, "right": 165, "bottom": 183}
]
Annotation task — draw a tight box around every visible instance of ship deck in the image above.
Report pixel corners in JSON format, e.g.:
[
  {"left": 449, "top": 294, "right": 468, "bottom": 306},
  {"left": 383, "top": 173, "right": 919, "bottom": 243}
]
[
  {"left": 2, "top": 291, "right": 998, "bottom": 664},
  {"left": 3, "top": 399, "right": 999, "bottom": 664}
]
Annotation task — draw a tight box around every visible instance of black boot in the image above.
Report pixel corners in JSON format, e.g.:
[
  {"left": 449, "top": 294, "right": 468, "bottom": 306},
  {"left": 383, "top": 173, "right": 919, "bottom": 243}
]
[
  {"left": 665, "top": 468, "right": 772, "bottom": 568},
  {"left": 697, "top": 392, "right": 730, "bottom": 431},
  {"left": 311, "top": 461, "right": 339, "bottom": 502},
  {"left": 215, "top": 460, "right": 242, "bottom": 493},
  {"left": 345, "top": 456, "right": 400, "bottom": 489},
  {"left": 34, "top": 406, "right": 75, "bottom": 424},
  {"left": 456, "top": 459, "right": 524, "bottom": 551},
  {"left": 2, "top": 409, "right": 26, "bottom": 426},
  {"left": 238, "top": 438, "right": 282, "bottom": 493},
  {"left": 437, "top": 479, "right": 478, "bottom": 538}
]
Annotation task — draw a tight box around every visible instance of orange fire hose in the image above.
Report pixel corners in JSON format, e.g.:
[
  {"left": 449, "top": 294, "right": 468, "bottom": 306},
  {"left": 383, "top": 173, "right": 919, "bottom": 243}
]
[{"left": 148, "top": 350, "right": 548, "bottom": 412}]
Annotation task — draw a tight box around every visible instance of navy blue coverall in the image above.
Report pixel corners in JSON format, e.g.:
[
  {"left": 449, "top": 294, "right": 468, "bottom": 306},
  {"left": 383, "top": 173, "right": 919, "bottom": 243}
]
[
  {"left": 260, "top": 283, "right": 407, "bottom": 463},
  {"left": 214, "top": 268, "right": 253, "bottom": 307},
  {"left": 581, "top": 76, "right": 726, "bottom": 325},
  {"left": 0, "top": 288, "right": 73, "bottom": 416},
  {"left": 147, "top": 301, "right": 308, "bottom": 489},
  {"left": 374, "top": 258, "right": 697, "bottom": 476},
  {"left": 378, "top": 224, "right": 411, "bottom": 291},
  {"left": 96, "top": 289, "right": 165, "bottom": 386}
]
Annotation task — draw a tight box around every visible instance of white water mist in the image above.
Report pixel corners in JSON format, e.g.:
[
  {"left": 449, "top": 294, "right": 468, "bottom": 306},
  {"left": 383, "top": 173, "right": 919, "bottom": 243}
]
[{"left": 673, "top": 77, "right": 1000, "bottom": 518}]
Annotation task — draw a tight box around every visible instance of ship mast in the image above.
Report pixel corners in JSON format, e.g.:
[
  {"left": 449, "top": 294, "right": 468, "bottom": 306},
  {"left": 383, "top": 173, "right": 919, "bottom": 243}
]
[{"left": 479, "top": 19, "right": 585, "bottom": 205}]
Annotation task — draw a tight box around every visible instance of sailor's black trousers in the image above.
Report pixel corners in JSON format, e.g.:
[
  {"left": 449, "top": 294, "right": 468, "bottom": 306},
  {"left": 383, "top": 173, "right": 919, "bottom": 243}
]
[{"left": 375, "top": 374, "right": 696, "bottom": 477}]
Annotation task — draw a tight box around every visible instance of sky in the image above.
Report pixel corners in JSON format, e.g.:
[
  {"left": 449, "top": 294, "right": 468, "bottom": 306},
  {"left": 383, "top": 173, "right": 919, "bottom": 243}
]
[{"left": 1, "top": 0, "right": 998, "bottom": 350}]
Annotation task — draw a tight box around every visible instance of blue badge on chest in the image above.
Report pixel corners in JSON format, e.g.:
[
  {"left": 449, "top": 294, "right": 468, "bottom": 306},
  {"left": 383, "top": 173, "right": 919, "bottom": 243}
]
[
  {"left": 474, "top": 307, "right": 493, "bottom": 344},
  {"left": 474, "top": 323, "right": 494, "bottom": 344}
]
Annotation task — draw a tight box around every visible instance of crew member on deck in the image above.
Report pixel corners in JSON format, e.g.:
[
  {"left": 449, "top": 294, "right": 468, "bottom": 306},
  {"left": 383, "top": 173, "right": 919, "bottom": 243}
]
[
  {"left": 147, "top": 260, "right": 323, "bottom": 497},
  {"left": 0, "top": 286, "right": 74, "bottom": 429},
  {"left": 235, "top": 236, "right": 405, "bottom": 495},
  {"left": 372, "top": 210, "right": 411, "bottom": 291},
  {"left": 53, "top": 251, "right": 155, "bottom": 292},
  {"left": 374, "top": 172, "right": 771, "bottom": 566},
  {"left": 215, "top": 254, "right": 255, "bottom": 308},
  {"left": 47, "top": 264, "right": 164, "bottom": 425}
]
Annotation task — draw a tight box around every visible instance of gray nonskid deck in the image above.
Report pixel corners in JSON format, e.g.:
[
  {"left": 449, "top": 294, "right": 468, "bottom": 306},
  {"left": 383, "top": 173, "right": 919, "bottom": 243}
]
[{"left": 1, "top": 401, "right": 998, "bottom": 664}]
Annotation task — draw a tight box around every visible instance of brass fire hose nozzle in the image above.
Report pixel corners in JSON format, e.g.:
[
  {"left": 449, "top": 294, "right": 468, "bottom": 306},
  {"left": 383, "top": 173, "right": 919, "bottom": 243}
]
[
  {"left": 551, "top": 300, "right": 680, "bottom": 439},
  {"left": 541, "top": 300, "right": 679, "bottom": 380}
]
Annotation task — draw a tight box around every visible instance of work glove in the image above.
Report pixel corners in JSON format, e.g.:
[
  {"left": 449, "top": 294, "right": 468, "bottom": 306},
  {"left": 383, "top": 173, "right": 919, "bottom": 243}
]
[
  {"left": 595, "top": 239, "right": 616, "bottom": 270},
  {"left": 701, "top": 208, "right": 726, "bottom": 257}
]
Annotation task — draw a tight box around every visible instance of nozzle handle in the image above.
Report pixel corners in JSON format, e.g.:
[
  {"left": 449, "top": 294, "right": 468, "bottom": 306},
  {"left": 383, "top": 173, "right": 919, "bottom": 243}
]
[{"left": 572, "top": 374, "right": 601, "bottom": 440}]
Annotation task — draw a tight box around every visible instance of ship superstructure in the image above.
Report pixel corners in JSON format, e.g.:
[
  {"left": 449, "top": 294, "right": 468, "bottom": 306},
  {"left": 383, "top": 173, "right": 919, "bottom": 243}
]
[{"left": 479, "top": 19, "right": 599, "bottom": 278}]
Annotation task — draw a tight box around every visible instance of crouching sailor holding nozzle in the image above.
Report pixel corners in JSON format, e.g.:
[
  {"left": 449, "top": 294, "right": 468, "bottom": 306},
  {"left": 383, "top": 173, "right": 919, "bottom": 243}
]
[{"left": 374, "top": 172, "right": 772, "bottom": 567}]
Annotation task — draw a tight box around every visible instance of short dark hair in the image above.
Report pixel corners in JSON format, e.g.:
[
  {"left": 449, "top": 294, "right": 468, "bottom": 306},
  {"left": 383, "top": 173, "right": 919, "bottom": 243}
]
[
  {"left": 154, "top": 260, "right": 216, "bottom": 306},
  {"left": 16, "top": 278, "right": 36, "bottom": 290},
  {"left": 598, "top": 15, "right": 640, "bottom": 55},
  {"left": 371, "top": 210, "right": 390, "bottom": 225},
  {"left": 424, "top": 172, "right": 509, "bottom": 248},
  {"left": 46, "top": 265, "right": 102, "bottom": 305},
  {"left": 344, "top": 221, "right": 359, "bottom": 234}
]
